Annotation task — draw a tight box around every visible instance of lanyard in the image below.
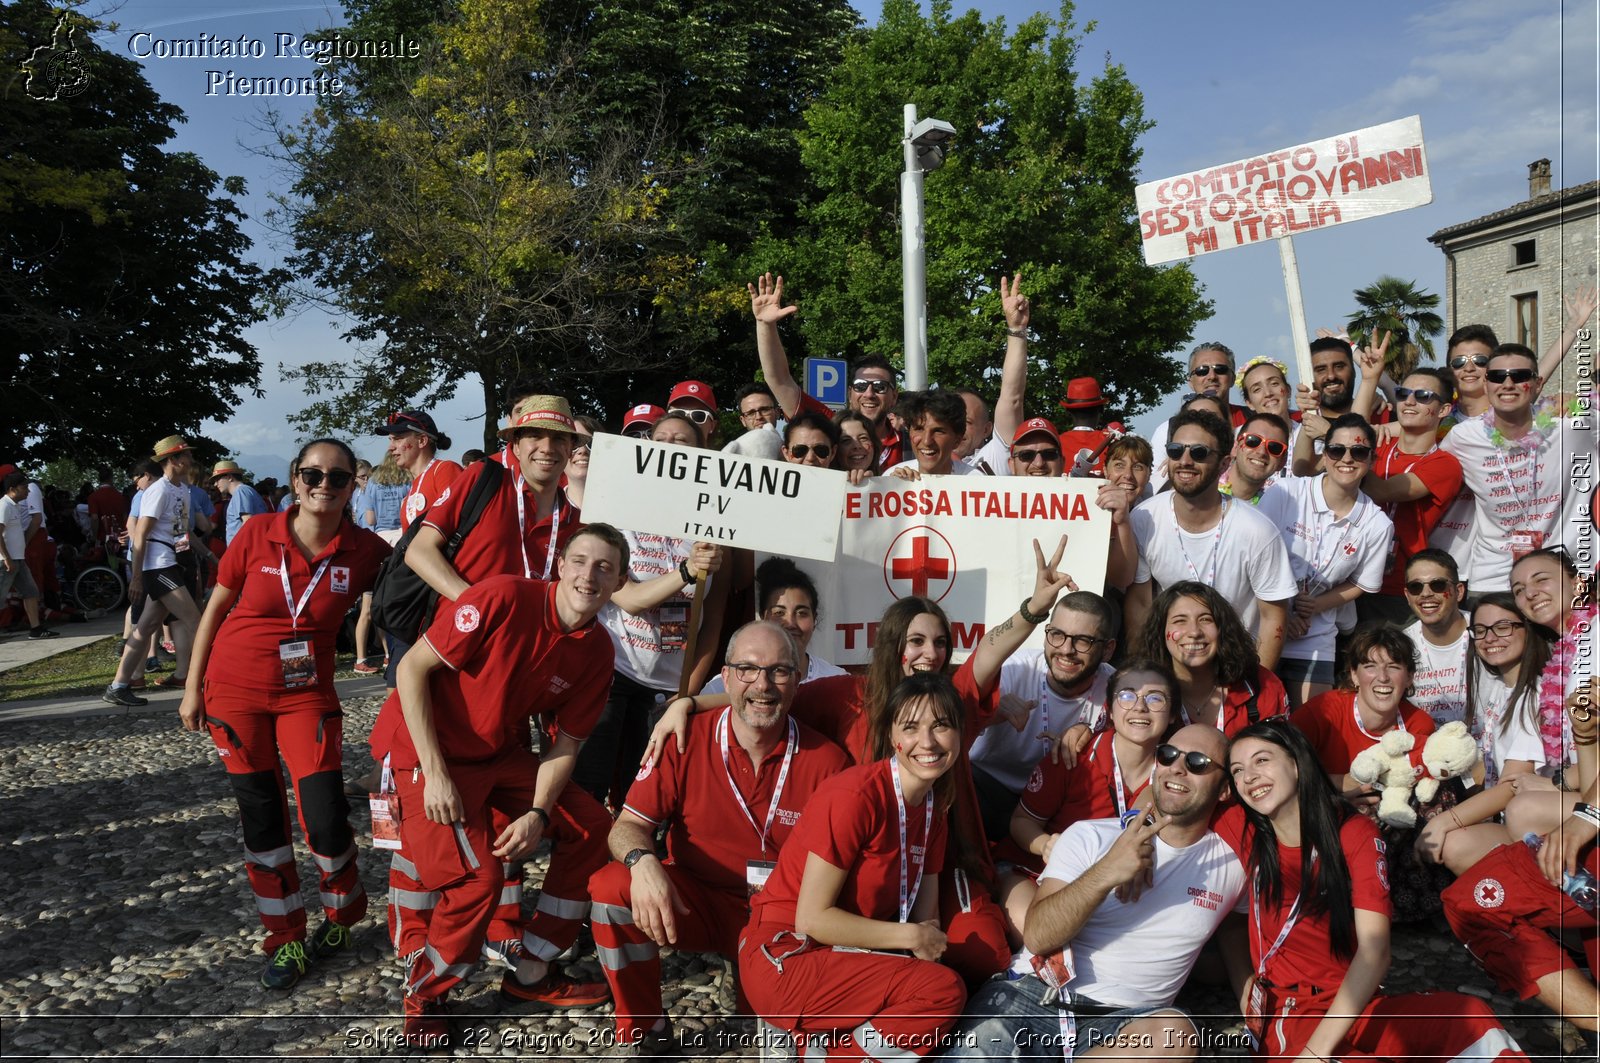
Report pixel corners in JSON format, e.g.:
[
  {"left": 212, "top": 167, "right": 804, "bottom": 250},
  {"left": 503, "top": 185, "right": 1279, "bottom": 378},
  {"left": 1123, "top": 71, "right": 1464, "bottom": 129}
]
[
  {"left": 1172, "top": 494, "right": 1229, "bottom": 584},
  {"left": 409, "top": 458, "right": 438, "bottom": 500},
  {"left": 1035, "top": 671, "right": 1096, "bottom": 748},
  {"left": 513, "top": 473, "right": 562, "bottom": 579},
  {"left": 889, "top": 759, "right": 934, "bottom": 923},
  {"left": 1352, "top": 695, "right": 1406, "bottom": 740},
  {"left": 278, "top": 547, "right": 332, "bottom": 635},
  {"left": 1251, "top": 851, "right": 1317, "bottom": 978},
  {"left": 1104, "top": 735, "right": 1144, "bottom": 817},
  {"left": 1298, "top": 478, "right": 1363, "bottom": 596},
  {"left": 715, "top": 708, "right": 797, "bottom": 856}
]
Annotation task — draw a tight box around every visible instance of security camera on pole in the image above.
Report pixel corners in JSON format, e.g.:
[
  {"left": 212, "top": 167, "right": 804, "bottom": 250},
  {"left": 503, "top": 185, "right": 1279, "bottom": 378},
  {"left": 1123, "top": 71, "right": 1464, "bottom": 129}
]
[{"left": 900, "top": 104, "right": 956, "bottom": 392}]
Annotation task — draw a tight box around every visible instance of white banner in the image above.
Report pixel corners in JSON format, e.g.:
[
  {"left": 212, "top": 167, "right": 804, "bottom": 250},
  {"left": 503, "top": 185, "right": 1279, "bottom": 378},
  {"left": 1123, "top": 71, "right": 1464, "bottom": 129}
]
[
  {"left": 582, "top": 435, "right": 848, "bottom": 562},
  {"left": 787, "top": 476, "right": 1111, "bottom": 665},
  {"left": 1135, "top": 115, "right": 1431, "bottom": 265}
]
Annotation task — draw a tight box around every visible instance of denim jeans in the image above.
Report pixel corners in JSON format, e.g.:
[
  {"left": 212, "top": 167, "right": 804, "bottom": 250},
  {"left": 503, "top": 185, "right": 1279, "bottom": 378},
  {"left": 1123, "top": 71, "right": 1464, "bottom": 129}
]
[{"left": 944, "top": 975, "right": 1173, "bottom": 1062}]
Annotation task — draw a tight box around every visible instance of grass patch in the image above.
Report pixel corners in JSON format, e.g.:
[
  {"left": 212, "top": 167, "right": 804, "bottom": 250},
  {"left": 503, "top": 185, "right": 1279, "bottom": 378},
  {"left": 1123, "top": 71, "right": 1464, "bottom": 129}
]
[{"left": 0, "top": 636, "right": 121, "bottom": 702}]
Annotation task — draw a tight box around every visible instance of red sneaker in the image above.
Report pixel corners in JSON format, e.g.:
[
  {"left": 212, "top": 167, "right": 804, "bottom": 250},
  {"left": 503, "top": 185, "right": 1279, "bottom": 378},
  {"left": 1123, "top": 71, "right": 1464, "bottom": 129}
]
[
  {"left": 499, "top": 970, "right": 611, "bottom": 1009},
  {"left": 352, "top": 661, "right": 379, "bottom": 675},
  {"left": 402, "top": 994, "right": 451, "bottom": 1051}
]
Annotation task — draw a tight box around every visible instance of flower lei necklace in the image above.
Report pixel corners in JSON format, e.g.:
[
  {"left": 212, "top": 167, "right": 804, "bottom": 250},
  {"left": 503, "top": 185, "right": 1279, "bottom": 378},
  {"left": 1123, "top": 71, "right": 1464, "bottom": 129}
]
[{"left": 1537, "top": 602, "right": 1596, "bottom": 770}]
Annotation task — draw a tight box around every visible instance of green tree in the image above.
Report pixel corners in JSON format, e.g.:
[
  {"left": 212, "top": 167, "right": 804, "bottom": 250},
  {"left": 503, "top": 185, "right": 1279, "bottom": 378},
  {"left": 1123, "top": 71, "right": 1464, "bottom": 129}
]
[
  {"left": 1, "top": 1, "right": 270, "bottom": 466},
  {"left": 1346, "top": 275, "right": 1444, "bottom": 380},
  {"left": 757, "top": 0, "right": 1209, "bottom": 421}
]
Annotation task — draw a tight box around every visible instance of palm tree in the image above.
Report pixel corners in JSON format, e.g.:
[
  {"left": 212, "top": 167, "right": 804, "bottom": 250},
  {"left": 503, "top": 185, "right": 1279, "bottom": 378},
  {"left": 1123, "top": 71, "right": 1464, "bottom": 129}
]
[{"left": 1347, "top": 276, "right": 1445, "bottom": 380}]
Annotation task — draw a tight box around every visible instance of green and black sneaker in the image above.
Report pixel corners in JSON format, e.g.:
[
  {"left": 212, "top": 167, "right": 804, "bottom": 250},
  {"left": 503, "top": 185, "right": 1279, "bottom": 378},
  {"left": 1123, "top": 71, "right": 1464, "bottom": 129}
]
[
  {"left": 261, "top": 940, "right": 309, "bottom": 990},
  {"left": 309, "top": 920, "right": 354, "bottom": 960}
]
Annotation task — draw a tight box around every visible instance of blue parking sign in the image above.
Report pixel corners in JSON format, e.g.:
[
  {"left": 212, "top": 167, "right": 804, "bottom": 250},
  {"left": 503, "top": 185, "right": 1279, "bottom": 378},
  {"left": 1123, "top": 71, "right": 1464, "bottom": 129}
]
[{"left": 804, "top": 356, "right": 848, "bottom": 409}]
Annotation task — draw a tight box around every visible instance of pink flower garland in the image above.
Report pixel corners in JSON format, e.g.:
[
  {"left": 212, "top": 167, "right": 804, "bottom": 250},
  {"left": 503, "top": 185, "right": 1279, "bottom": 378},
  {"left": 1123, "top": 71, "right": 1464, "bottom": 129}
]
[{"left": 1538, "top": 602, "right": 1596, "bottom": 770}]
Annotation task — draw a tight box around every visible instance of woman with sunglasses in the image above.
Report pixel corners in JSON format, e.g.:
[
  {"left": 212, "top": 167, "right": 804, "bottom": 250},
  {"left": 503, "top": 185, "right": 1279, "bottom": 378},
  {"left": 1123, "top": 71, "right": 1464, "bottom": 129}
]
[
  {"left": 178, "top": 439, "right": 391, "bottom": 990},
  {"left": 1227, "top": 722, "right": 1527, "bottom": 1063},
  {"left": 1259, "top": 414, "right": 1394, "bottom": 707},
  {"left": 781, "top": 412, "right": 843, "bottom": 470}
]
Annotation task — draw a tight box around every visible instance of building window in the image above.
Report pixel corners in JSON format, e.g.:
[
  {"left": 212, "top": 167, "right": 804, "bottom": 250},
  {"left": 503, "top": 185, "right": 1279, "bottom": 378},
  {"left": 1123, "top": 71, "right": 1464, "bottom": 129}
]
[
  {"left": 1515, "top": 293, "right": 1538, "bottom": 348},
  {"left": 1512, "top": 239, "right": 1536, "bottom": 267}
]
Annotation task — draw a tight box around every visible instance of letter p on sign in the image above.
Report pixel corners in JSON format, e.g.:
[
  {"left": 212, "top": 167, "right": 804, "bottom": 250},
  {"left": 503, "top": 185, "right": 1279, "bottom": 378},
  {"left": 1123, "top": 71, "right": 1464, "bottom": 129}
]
[{"left": 805, "top": 356, "right": 848, "bottom": 409}]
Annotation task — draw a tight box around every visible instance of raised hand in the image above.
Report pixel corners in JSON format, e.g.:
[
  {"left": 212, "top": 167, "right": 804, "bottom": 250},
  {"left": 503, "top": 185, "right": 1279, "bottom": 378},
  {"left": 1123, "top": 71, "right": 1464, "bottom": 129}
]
[
  {"left": 748, "top": 272, "right": 799, "bottom": 326},
  {"left": 999, "top": 273, "right": 1029, "bottom": 332}
]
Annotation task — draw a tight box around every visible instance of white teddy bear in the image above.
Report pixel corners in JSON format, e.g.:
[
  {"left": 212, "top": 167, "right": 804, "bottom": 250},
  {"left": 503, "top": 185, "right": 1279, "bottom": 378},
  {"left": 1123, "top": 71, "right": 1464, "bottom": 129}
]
[{"left": 1349, "top": 721, "right": 1479, "bottom": 830}]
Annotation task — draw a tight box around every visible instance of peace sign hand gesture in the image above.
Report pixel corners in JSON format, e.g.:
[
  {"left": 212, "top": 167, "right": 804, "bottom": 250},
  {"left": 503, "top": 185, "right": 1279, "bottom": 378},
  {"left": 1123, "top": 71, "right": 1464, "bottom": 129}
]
[
  {"left": 1028, "top": 535, "right": 1077, "bottom": 618},
  {"left": 1000, "top": 273, "right": 1030, "bottom": 332}
]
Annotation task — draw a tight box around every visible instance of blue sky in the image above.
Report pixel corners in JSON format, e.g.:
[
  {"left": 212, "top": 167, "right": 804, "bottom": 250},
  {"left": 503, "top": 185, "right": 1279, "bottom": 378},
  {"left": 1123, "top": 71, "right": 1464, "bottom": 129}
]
[{"left": 87, "top": 0, "right": 1598, "bottom": 471}]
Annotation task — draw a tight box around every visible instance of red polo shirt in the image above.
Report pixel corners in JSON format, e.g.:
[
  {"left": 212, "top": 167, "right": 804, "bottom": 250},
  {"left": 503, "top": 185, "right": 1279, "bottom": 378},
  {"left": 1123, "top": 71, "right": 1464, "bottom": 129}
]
[
  {"left": 371, "top": 576, "right": 614, "bottom": 767},
  {"left": 212, "top": 510, "right": 390, "bottom": 693},
  {"left": 400, "top": 458, "right": 462, "bottom": 530},
  {"left": 623, "top": 708, "right": 849, "bottom": 894},
  {"left": 1291, "top": 688, "right": 1436, "bottom": 779},
  {"left": 87, "top": 485, "right": 129, "bottom": 541},
  {"left": 421, "top": 461, "right": 581, "bottom": 585},
  {"left": 1372, "top": 442, "right": 1464, "bottom": 595}
]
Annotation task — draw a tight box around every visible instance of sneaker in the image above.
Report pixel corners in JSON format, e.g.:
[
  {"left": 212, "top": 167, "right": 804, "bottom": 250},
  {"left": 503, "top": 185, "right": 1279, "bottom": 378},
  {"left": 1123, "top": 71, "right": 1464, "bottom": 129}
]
[
  {"left": 261, "top": 940, "right": 309, "bottom": 990},
  {"left": 481, "top": 938, "right": 526, "bottom": 972},
  {"left": 128, "top": 678, "right": 147, "bottom": 691},
  {"left": 309, "top": 920, "right": 355, "bottom": 960},
  {"left": 101, "top": 685, "right": 149, "bottom": 708},
  {"left": 499, "top": 970, "right": 611, "bottom": 1009},
  {"left": 352, "top": 661, "right": 379, "bottom": 675},
  {"left": 152, "top": 674, "right": 187, "bottom": 689},
  {"left": 146, "top": 655, "right": 167, "bottom": 672},
  {"left": 160, "top": 639, "right": 176, "bottom": 654},
  {"left": 402, "top": 994, "right": 451, "bottom": 1051},
  {"left": 28, "top": 627, "right": 61, "bottom": 640}
]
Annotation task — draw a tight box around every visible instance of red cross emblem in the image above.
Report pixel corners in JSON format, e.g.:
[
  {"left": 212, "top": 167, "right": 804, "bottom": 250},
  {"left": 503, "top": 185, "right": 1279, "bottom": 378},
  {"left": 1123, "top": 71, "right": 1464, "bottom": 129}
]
[
  {"left": 884, "top": 526, "right": 957, "bottom": 601},
  {"left": 1473, "top": 877, "right": 1504, "bottom": 909}
]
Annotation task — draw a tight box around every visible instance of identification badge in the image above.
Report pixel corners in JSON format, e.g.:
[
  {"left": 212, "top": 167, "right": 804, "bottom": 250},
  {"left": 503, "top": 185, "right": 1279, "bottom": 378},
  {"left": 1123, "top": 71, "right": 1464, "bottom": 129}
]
[
  {"left": 370, "top": 791, "right": 402, "bottom": 850},
  {"left": 659, "top": 600, "right": 689, "bottom": 653},
  {"left": 175, "top": 532, "right": 191, "bottom": 553},
  {"left": 1509, "top": 529, "right": 1545, "bottom": 560},
  {"left": 746, "top": 860, "right": 776, "bottom": 897},
  {"left": 1245, "top": 979, "right": 1267, "bottom": 1042},
  {"left": 279, "top": 638, "right": 316, "bottom": 689}
]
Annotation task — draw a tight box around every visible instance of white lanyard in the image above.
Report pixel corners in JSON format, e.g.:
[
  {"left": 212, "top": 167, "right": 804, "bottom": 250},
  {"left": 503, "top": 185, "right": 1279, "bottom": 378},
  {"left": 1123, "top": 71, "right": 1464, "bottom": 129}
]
[
  {"left": 1105, "top": 736, "right": 1133, "bottom": 817},
  {"left": 513, "top": 473, "right": 562, "bottom": 579},
  {"left": 1172, "top": 495, "right": 1229, "bottom": 584},
  {"left": 889, "top": 759, "right": 933, "bottom": 923},
  {"left": 278, "top": 547, "right": 332, "bottom": 635},
  {"left": 1035, "top": 671, "right": 1095, "bottom": 748},
  {"left": 715, "top": 708, "right": 797, "bottom": 856},
  {"left": 1251, "top": 851, "right": 1317, "bottom": 978},
  {"left": 409, "top": 458, "right": 438, "bottom": 500},
  {"left": 1352, "top": 695, "right": 1405, "bottom": 741},
  {"left": 1299, "top": 481, "right": 1363, "bottom": 595}
]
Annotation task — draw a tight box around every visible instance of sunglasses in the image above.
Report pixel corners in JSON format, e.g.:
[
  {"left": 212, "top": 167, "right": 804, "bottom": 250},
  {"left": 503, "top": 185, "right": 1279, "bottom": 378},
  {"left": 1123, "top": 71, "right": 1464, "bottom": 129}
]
[
  {"left": 1156, "top": 743, "right": 1219, "bottom": 773},
  {"left": 1404, "top": 578, "right": 1453, "bottom": 595},
  {"left": 1189, "top": 364, "right": 1231, "bottom": 378},
  {"left": 623, "top": 427, "right": 653, "bottom": 438},
  {"left": 1323, "top": 443, "right": 1373, "bottom": 462},
  {"left": 669, "top": 407, "right": 715, "bottom": 424},
  {"left": 1449, "top": 354, "right": 1490, "bottom": 370},
  {"left": 1469, "top": 619, "right": 1526, "bottom": 640},
  {"left": 572, "top": 438, "right": 593, "bottom": 454},
  {"left": 1114, "top": 688, "right": 1170, "bottom": 711},
  {"left": 1164, "top": 442, "right": 1214, "bottom": 462},
  {"left": 1393, "top": 387, "right": 1445, "bottom": 405},
  {"left": 851, "top": 379, "right": 893, "bottom": 394},
  {"left": 298, "top": 468, "right": 354, "bottom": 489},
  {"left": 1239, "top": 433, "right": 1287, "bottom": 457},
  {"left": 788, "top": 444, "right": 832, "bottom": 460},
  {"left": 1014, "top": 447, "right": 1062, "bottom": 464},
  {"left": 1485, "top": 368, "right": 1536, "bottom": 385},
  {"left": 1044, "top": 629, "right": 1108, "bottom": 652}
]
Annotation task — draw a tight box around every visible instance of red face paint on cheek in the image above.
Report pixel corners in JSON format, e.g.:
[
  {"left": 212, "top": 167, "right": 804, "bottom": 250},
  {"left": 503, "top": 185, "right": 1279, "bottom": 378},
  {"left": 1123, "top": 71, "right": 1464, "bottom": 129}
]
[{"left": 1166, "top": 629, "right": 1181, "bottom": 642}]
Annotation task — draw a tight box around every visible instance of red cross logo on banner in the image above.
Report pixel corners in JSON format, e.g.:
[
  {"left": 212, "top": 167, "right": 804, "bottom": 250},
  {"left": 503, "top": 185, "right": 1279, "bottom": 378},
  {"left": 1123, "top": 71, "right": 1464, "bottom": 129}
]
[{"left": 884, "top": 526, "right": 957, "bottom": 602}]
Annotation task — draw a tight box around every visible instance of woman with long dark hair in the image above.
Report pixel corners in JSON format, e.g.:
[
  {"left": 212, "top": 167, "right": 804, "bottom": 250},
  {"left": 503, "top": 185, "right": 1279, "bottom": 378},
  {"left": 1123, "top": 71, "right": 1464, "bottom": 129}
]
[{"left": 1227, "top": 722, "right": 1526, "bottom": 1061}]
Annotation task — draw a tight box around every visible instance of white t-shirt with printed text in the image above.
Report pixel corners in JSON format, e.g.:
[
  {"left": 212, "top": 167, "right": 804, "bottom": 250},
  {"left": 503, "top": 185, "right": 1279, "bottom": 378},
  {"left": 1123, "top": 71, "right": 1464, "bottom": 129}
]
[
  {"left": 1401, "top": 618, "right": 1469, "bottom": 726},
  {"left": 137, "top": 477, "right": 191, "bottom": 571},
  {"left": 969, "top": 653, "right": 1114, "bottom": 793}
]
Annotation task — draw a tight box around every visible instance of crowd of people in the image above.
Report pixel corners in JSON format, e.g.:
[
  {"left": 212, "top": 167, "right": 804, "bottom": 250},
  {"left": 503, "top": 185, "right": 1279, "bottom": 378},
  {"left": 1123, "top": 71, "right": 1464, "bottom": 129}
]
[{"left": 3, "top": 273, "right": 1597, "bottom": 1058}]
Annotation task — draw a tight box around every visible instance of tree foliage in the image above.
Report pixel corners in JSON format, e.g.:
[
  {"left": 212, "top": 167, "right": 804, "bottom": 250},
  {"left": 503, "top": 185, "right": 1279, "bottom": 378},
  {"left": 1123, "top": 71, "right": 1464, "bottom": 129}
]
[
  {"left": 756, "top": 0, "right": 1209, "bottom": 422},
  {"left": 1346, "top": 275, "right": 1443, "bottom": 381},
  {"left": 0, "top": 0, "right": 270, "bottom": 466}
]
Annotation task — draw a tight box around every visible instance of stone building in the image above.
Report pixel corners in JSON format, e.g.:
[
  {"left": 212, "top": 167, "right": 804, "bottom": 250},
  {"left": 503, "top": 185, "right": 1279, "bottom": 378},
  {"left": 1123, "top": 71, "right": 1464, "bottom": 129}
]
[{"left": 1428, "top": 160, "right": 1598, "bottom": 393}]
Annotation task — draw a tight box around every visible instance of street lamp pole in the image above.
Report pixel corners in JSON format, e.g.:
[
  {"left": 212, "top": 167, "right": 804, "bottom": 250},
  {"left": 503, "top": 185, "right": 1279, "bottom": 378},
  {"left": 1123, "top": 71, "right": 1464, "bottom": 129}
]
[{"left": 901, "top": 104, "right": 928, "bottom": 391}]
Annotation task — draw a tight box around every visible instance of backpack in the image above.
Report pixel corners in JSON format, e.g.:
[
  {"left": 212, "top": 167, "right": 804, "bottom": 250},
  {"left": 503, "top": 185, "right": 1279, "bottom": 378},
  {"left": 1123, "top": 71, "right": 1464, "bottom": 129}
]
[{"left": 369, "top": 460, "right": 506, "bottom": 643}]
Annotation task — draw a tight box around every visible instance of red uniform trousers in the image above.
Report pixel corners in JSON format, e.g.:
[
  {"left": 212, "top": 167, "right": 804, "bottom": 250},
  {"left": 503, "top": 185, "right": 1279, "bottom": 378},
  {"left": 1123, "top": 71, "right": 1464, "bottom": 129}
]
[
  {"left": 589, "top": 861, "right": 752, "bottom": 1041},
  {"left": 395, "top": 747, "right": 609, "bottom": 1002},
  {"left": 738, "top": 925, "right": 966, "bottom": 1062},
  {"left": 25, "top": 531, "right": 58, "bottom": 600},
  {"left": 202, "top": 680, "right": 367, "bottom": 952},
  {"left": 938, "top": 869, "right": 1010, "bottom": 987},
  {"left": 1255, "top": 984, "right": 1527, "bottom": 1062},
  {"left": 1442, "top": 840, "right": 1599, "bottom": 999},
  {"left": 386, "top": 815, "right": 526, "bottom": 959}
]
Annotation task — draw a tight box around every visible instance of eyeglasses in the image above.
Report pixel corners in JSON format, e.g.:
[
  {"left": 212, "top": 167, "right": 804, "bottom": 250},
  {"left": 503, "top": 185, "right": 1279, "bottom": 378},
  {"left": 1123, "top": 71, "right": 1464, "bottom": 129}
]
[
  {"left": 1156, "top": 743, "right": 1219, "bottom": 773},
  {"left": 1469, "top": 619, "right": 1526, "bottom": 640},
  {"left": 1394, "top": 387, "right": 1445, "bottom": 405},
  {"left": 1404, "top": 578, "right": 1454, "bottom": 595},
  {"left": 788, "top": 444, "right": 832, "bottom": 460},
  {"left": 1485, "top": 368, "right": 1536, "bottom": 385},
  {"left": 1189, "top": 364, "right": 1231, "bottom": 378},
  {"left": 1323, "top": 443, "right": 1373, "bottom": 462},
  {"left": 1013, "top": 448, "right": 1062, "bottom": 464},
  {"left": 741, "top": 404, "right": 778, "bottom": 420},
  {"left": 669, "top": 407, "right": 715, "bottom": 424},
  {"left": 1239, "top": 433, "right": 1287, "bottom": 457},
  {"left": 572, "top": 438, "right": 592, "bottom": 454},
  {"left": 623, "top": 427, "right": 653, "bottom": 438},
  {"left": 850, "top": 379, "right": 893, "bottom": 394},
  {"left": 1164, "top": 442, "right": 1214, "bottom": 462},
  {"left": 727, "top": 662, "right": 799, "bottom": 683},
  {"left": 1449, "top": 354, "right": 1490, "bottom": 370},
  {"left": 1113, "top": 688, "right": 1171, "bottom": 711},
  {"left": 298, "top": 468, "right": 355, "bottom": 489},
  {"left": 1044, "top": 629, "right": 1108, "bottom": 652}
]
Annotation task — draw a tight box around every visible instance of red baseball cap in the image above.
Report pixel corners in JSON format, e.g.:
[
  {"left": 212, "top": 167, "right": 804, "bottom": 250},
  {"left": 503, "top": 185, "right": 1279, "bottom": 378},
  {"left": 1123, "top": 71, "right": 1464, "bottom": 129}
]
[
  {"left": 668, "top": 380, "right": 718, "bottom": 412},
  {"left": 622, "top": 403, "right": 666, "bottom": 433},
  {"left": 1011, "top": 417, "right": 1060, "bottom": 447}
]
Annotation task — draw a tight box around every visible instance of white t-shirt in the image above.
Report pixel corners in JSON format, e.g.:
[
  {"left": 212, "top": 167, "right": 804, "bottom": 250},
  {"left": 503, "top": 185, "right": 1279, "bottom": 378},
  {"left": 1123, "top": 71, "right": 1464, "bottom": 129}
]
[
  {"left": 1258, "top": 476, "right": 1393, "bottom": 663},
  {"left": 1426, "top": 485, "right": 1477, "bottom": 576},
  {"left": 1440, "top": 413, "right": 1594, "bottom": 591},
  {"left": 1471, "top": 663, "right": 1547, "bottom": 785},
  {"left": 600, "top": 530, "right": 698, "bottom": 691},
  {"left": 137, "top": 477, "right": 191, "bottom": 571},
  {"left": 699, "top": 652, "right": 848, "bottom": 694},
  {"left": 1024, "top": 818, "right": 1246, "bottom": 1007},
  {"left": 1130, "top": 493, "right": 1297, "bottom": 637},
  {"left": 964, "top": 434, "right": 1012, "bottom": 476},
  {"left": 1401, "top": 619, "right": 1470, "bottom": 726},
  {"left": 884, "top": 458, "right": 979, "bottom": 477},
  {"left": 969, "top": 654, "right": 1114, "bottom": 793},
  {"left": 0, "top": 495, "right": 26, "bottom": 557}
]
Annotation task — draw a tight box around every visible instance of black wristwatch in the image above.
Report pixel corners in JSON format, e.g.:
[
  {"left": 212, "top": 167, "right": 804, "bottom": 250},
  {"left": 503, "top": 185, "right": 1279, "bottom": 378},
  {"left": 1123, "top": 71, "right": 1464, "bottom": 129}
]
[{"left": 623, "top": 847, "right": 654, "bottom": 869}]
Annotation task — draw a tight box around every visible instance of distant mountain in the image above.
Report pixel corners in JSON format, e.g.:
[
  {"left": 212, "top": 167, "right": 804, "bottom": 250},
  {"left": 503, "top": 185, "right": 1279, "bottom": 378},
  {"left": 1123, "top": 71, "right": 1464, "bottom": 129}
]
[{"left": 234, "top": 452, "right": 295, "bottom": 483}]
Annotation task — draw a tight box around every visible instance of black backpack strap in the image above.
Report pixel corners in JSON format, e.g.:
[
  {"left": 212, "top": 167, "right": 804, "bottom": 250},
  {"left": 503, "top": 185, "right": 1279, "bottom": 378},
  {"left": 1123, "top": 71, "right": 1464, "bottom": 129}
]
[
  {"left": 1244, "top": 678, "right": 1260, "bottom": 725},
  {"left": 442, "top": 460, "right": 506, "bottom": 559}
]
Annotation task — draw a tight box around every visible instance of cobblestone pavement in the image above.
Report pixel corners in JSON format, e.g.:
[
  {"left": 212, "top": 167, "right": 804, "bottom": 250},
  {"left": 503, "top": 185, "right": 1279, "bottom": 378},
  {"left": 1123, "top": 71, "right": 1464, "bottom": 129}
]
[{"left": 0, "top": 695, "right": 1588, "bottom": 1060}]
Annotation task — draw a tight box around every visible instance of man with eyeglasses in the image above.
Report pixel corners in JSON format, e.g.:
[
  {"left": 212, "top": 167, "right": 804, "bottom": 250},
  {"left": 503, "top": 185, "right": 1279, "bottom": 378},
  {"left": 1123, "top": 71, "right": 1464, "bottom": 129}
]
[
  {"left": 1119, "top": 409, "right": 1296, "bottom": 668},
  {"left": 948, "top": 723, "right": 1244, "bottom": 1063},
  {"left": 968, "top": 591, "right": 1116, "bottom": 846},
  {"left": 736, "top": 384, "right": 782, "bottom": 430},
  {"left": 1218, "top": 412, "right": 1291, "bottom": 504},
  {"left": 590, "top": 620, "right": 849, "bottom": 1056},
  {"left": 1440, "top": 342, "right": 1594, "bottom": 593},
  {"left": 1398, "top": 549, "right": 1470, "bottom": 726}
]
